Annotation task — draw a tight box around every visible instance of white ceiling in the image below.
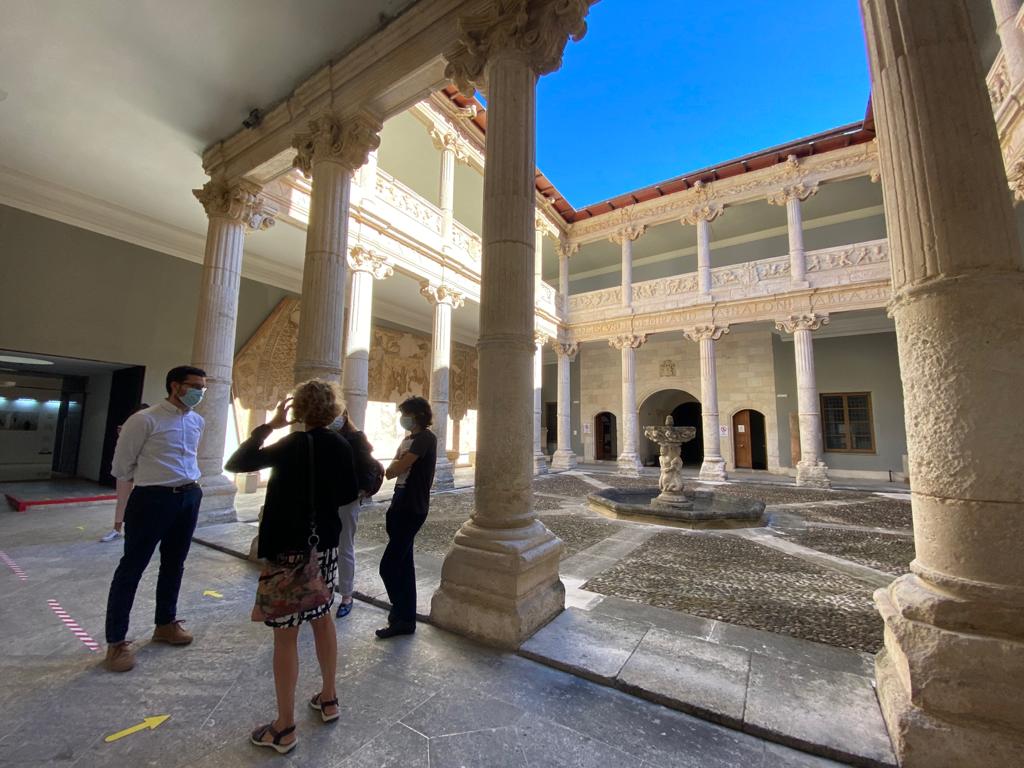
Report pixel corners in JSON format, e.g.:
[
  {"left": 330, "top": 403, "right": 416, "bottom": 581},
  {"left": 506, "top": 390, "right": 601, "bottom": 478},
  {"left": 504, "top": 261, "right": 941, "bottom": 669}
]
[{"left": 0, "top": 0, "right": 417, "bottom": 264}]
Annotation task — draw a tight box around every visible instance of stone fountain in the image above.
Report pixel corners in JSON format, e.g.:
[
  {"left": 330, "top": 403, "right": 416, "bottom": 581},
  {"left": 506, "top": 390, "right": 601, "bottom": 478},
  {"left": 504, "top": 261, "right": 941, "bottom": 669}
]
[{"left": 586, "top": 415, "right": 765, "bottom": 528}]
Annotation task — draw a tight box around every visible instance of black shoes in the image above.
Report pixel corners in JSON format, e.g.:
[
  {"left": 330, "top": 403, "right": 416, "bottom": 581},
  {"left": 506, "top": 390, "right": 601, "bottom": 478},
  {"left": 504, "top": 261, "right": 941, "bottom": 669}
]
[{"left": 375, "top": 622, "right": 416, "bottom": 639}]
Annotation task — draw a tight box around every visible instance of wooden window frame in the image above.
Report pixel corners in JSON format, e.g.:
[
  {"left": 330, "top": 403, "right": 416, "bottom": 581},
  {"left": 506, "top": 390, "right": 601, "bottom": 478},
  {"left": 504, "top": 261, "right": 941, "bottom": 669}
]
[{"left": 820, "top": 392, "right": 876, "bottom": 454}]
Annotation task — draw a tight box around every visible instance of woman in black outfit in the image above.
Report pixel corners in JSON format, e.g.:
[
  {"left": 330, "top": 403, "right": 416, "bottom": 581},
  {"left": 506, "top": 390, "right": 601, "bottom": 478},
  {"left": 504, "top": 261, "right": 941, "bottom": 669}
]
[
  {"left": 376, "top": 396, "right": 437, "bottom": 639},
  {"left": 225, "top": 380, "right": 358, "bottom": 754}
]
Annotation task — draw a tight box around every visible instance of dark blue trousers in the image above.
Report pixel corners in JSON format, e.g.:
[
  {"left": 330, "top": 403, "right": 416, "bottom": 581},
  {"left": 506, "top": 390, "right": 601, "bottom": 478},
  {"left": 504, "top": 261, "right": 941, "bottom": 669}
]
[
  {"left": 379, "top": 490, "right": 427, "bottom": 626},
  {"left": 104, "top": 485, "right": 201, "bottom": 643}
]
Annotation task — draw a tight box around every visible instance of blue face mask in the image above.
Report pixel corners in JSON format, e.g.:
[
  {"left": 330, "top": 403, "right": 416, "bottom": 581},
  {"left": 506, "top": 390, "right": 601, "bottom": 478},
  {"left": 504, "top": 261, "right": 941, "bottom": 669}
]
[
  {"left": 179, "top": 387, "right": 204, "bottom": 409},
  {"left": 400, "top": 415, "right": 415, "bottom": 431}
]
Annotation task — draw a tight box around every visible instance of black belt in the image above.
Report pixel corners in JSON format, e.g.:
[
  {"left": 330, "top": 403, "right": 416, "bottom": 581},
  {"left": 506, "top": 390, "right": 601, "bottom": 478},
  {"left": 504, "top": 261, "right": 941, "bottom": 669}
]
[{"left": 141, "top": 482, "right": 200, "bottom": 494}]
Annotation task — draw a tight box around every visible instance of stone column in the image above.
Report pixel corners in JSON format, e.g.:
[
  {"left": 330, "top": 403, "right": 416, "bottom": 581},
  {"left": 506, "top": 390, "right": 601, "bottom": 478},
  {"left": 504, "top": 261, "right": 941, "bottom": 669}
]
[
  {"left": 551, "top": 341, "right": 578, "bottom": 470},
  {"left": 532, "top": 331, "right": 549, "bottom": 474},
  {"left": 432, "top": 129, "right": 465, "bottom": 248},
  {"left": 342, "top": 246, "right": 392, "bottom": 430},
  {"left": 610, "top": 224, "right": 644, "bottom": 308},
  {"left": 765, "top": 180, "right": 819, "bottom": 286},
  {"left": 431, "top": 0, "right": 592, "bottom": 647},
  {"left": 609, "top": 333, "right": 646, "bottom": 475},
  {"left": 861, "top": 1, "right": 1024, "bottom": 764},
  {"left": 556, "top": 239, "right": 577, "bottom": 320},
  {"left": 292, "top": 111, "right": 381, "bottom": 384},
  {"left": 420, "top": 283, "right": 464, "bottom": 490},
  {"left": 191, "top": 179, "right": 275, "bottom": 524},
  {"left": 775, "top": 314, "right": 830, "bottom": 488},
  {"left": 994, "top": 0, "right": 1024, "bottom": 88},
  {"left": 682, "top": 200, "right": 723, "bottom": 298},
  {"left": 768, "top": 179, "right": 818, "bottom": 286},
  {"left": 683, "top": 324, "right": 728, "bottom": 481}
]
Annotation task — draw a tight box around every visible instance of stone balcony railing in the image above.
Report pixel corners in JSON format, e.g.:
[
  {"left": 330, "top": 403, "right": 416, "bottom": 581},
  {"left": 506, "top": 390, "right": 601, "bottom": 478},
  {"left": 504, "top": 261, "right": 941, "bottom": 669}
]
[{"left": 567, "top": 239, "right": 890, "bottom": 325}]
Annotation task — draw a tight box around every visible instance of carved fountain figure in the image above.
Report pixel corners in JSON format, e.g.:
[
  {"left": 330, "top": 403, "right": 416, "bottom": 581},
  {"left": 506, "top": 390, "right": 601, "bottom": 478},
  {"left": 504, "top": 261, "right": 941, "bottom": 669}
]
[{"left": 644, "top": 416, "right": 696, "bottom": 510}]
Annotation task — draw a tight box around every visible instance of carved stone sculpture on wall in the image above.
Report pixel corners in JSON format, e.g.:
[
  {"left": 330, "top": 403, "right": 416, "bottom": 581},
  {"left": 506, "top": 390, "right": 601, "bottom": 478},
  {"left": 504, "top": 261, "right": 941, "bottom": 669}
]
[{"left": 659, "top": 359, "right": 676, "bottom": 377}]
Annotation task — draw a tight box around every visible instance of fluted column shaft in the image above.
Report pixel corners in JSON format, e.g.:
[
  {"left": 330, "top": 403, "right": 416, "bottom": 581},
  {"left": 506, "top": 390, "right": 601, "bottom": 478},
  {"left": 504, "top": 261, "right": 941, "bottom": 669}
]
[
  {"left": 786, "top": 196, "right": 807, "bottom": 284},
  {"left": 861, "top": 1, "right": 1024, "bottom": 763},
  {"left": 685, "top": 325, "right": 728, "bottom": 481},
  {"left": 611, "top": 334, "right": 645, "bottom": 475},
  {"left": 422, "top": 284, "right": 461, "bottom": 489},
  {"left": 551, "top": 343, "right": 578, "bottom": 470},
  {"left": 439, "top": 145, "right": 456, "bottom": 244},
  {"left": 620, "top": 237, "right": 632, "bottom": 308},
  {"left": 342, "top": 249, "right": 391, "bottom": 430},
  {"left": 994, "top": 0, "right": 1024, "bottom": 87},
  {"left": 533, "top": 333, "right": 547, "bottom": 474},
  {"left": 696, "top": 219, "right": 713, "bottom": 296},
  {"left": 793, "top": 328, "right": 823, "bottom": 467}
]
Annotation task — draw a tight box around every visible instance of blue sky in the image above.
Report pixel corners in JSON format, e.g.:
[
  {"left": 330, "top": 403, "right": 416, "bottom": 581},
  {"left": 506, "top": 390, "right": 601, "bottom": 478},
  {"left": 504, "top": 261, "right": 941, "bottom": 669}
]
[{"left": 536, "top": 1, "right": 871, "bottom": 208}]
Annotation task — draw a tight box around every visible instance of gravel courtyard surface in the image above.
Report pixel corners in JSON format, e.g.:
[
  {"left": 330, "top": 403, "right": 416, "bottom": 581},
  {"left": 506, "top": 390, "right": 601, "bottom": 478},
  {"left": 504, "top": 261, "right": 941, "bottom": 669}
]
[
  {"left": 583, "top": 530, "right": 885, "bottom": 653},
  {"left": 782, "top": 527, "right": 915, "bottom": 576},
  {"left": 796, "top": 500, "right": 913, "bottom": 530},
  {"left": 532, "top": 474, "right": 604, "bottom": 497}
]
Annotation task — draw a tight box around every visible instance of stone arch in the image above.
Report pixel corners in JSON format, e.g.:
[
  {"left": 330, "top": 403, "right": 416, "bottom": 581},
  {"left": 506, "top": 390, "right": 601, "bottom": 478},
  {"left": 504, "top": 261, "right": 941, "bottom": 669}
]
[{"left": 639, "top": 388, "right": 700, "bottom": 467}]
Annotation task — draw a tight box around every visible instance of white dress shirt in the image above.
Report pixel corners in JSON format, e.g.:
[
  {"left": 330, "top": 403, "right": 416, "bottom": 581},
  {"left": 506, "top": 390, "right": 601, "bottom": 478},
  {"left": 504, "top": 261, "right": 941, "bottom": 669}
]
[{"left": 111, "top": 400, "right": 204, "bottom": 487}]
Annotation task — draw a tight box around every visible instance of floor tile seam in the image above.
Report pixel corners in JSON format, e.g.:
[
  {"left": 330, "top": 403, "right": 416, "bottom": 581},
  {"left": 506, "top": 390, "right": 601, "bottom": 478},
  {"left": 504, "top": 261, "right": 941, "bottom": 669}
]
[
  {"left": 515, "top": 717, "right": 643, "bottom": 767},
  {"left": 428, "top": 722, "right": 524, "bottom": 741},
  {"left": 615, "top": 623, "right": 653, "bottom": 680},
  {"left": 800, "top": 522, "right": 913, "bottom": 537}
]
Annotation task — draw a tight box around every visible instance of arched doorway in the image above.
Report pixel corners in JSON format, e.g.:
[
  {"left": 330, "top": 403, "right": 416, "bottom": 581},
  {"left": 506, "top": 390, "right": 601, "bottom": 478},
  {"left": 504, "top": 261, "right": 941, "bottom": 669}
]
[
  {"left": 594, "top": 412, "right": 617, "bottom": 460},
  {"left": 671, "top": 401, "right": 703, "bottom": 466},
  {"left": 733, "top": 409, "right": 767, "bottom": 470},
  {"left": 638, "top": 389, "right": 700, "bottom": 467}
]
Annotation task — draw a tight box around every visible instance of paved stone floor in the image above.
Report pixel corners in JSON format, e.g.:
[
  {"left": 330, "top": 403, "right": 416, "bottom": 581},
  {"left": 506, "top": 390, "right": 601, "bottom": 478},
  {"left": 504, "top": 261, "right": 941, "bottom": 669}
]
[{"left": 0, "top": 499, "right": 850, "bottom": 767}]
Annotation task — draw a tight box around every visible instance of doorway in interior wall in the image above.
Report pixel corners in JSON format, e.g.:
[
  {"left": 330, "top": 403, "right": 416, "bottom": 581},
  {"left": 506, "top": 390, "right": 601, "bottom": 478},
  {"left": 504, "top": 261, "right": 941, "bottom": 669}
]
[
  {"left": 98, "top": 366, "right": 146, "bottom": 486},
  {"left": 733, "top": 409, "right": 767, "bottom": 470},
  {"left": 671, "top": 401, "right": 703, "bottom": 467},
  {"left": 594, "top": 412, "right": 617, "bottom": 460}
]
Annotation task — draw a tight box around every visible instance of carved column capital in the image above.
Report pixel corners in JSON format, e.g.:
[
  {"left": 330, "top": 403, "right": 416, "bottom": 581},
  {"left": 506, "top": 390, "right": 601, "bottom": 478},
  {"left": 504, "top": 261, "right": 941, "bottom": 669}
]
[
  {"left": 609, "top": 333, "right": 647, "bottom": 350},
  {"left": 683, "top": 324, "right": 729, "bottom": 343},
  {"left": 775, "top": 313, "right": 830, "bottom": 334},
  {"left": 681, "top": 202, "right": 724, "bottom": 225},
  {"left": 292, "top": 111, "right": 382, "bottom": 177},
  {"left": 767, "top": 180, "right": 820, "bottom": 206},
  {"left": 551, "top": 340, "right": 578, "bottom": 360},
  {"left": 534, "top": 330, "right": 550, "bottom": 346},
  {"left": 609, "top": 224, "right": 647, "bottom": 244},
  {"left": 420, "top": 282, "right": 465, "bottom": 309},
  {"left": 430, "top": 128, "right": 469, "bottom": 161},
  {"left": 347, "top": 246, "right": 393, "bottom": 280},
  {"left": 192, "top": 179, "right": 277, "bottom": 231},
  {"left": 444, "top": 0, "right": 593, "bottom": 95},
  {"left": 556, "top": 239, "right": 579, "bottom": 258}
]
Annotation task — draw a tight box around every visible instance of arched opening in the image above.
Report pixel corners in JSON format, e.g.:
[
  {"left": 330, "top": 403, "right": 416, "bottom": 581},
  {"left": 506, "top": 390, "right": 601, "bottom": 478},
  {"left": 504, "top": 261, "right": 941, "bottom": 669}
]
[
  {"left": 638, "top": 389, "right": 701, "bottom": 467},
  {"left": 594, "top": 412, "right": 617, "bottom": 460},
  {"left": 733, "top": 409, "right": 767, "bottom": 470}
]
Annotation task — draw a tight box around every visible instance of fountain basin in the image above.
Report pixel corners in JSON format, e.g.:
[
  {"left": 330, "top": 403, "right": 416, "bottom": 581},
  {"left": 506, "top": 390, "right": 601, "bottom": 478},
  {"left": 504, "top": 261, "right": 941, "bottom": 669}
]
[{"left": 587, "top": 487, "right": 765, "bottom": 529}]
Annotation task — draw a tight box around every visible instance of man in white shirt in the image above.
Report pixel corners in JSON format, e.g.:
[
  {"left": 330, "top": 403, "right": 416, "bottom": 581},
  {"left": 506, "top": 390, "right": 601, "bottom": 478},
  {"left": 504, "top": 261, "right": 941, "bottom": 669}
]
[{"left": 103, "top": 365, "right": 207, "bottom": 672}]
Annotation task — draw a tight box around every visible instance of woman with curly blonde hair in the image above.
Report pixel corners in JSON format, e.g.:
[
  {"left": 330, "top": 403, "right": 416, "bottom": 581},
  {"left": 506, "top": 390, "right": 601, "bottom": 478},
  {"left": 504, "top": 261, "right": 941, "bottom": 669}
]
[{"left": 225, "top": 379, "right": 359, "bottom": 754}]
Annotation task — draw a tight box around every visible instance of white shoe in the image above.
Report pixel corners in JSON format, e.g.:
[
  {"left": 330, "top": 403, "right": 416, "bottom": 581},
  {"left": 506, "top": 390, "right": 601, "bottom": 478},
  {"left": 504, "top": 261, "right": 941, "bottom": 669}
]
[{"left": 99, "top": 529, "right": 122, "bottom": 543}]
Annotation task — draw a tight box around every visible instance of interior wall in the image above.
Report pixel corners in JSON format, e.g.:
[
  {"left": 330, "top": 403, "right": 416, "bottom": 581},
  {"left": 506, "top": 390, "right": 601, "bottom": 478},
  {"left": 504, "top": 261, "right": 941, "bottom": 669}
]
[
  {"left": 78, "top": 372, "right": 113, "bottom": 481},
  {"left": 0, "top": 385, "right": 62, "bottom": 481}
]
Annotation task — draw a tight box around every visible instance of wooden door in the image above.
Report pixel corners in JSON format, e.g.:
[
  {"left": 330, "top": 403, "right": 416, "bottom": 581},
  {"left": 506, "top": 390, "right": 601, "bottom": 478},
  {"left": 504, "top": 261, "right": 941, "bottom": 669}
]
[{"left": 733, "top": 410, "right": 753, "bottom": 469}]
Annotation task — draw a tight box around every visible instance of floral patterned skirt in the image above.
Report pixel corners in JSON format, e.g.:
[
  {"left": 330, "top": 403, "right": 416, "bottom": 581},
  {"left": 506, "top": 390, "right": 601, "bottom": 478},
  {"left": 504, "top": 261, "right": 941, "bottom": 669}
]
[{"left": 263, "top": 547, "right": 338, "bottom": 628}]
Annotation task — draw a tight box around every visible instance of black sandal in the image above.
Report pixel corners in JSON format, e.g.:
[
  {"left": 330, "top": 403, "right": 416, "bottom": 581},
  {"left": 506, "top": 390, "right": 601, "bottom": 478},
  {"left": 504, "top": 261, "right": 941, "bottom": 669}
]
[
  {"left": 309, "top": 692, "right": 340, "bottom": 723},
  {"left": 250, "top": 722, "right": 297, "bottom": 754}
]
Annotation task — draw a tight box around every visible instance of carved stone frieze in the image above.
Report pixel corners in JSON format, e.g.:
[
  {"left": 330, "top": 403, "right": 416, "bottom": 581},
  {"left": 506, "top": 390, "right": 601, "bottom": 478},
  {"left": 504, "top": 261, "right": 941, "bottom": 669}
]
[
  {"left": 444, "top": 0, "right": 593, "bottom": 95},
  {"left": 420, "top": 282, "right": 466, "bottom": 308},
  {"left": 609, "top": 333, "right": 647, "bottom": 350},
  {"left": 233, "top": 298, "right": 301, "bottom": 411},
  {"left": 1009, "top": 159, "right": 1024, "bottom": 203},
  {"left": 806, "top": 241, "right": 888, "bottom": 271},
  {"left": 755, "top": 258, "right": 791, "bottom": 281},
  {"left": 347, "top": 246, "right": 393, "bottom": 280},
  {"left": 376, "top": 171, "right": 444, "bottom": 233},
  {"left": 292, "top": 111, "right": 382, "bottom": 177},
  {"left": 193, "top": 179, "right": 277, "bottom": 231},
  {"left": 569, "top": 286, "right": 622, "bottom": 311},
  {"left": 659, "top": 359, "right": 676, "bottom": 377},
  {"left": 775, "top": 312, "right": 830, "bottom": 334},
  {"left": 683, "top": 324, "right": 729, "bottom": 343}
]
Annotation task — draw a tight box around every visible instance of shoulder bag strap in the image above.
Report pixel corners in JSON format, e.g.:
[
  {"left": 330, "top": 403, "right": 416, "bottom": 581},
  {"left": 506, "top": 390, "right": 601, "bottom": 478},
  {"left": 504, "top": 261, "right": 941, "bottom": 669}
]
[{"left": 305, "top": 432, "right": 319, "bottom": 548}]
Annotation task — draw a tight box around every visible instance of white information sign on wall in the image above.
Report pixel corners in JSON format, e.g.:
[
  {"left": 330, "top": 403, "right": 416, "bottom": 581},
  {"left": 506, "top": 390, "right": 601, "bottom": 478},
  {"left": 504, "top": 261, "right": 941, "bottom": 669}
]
[
  {"left": 582, "top": 423, "right": 591, "bottom": 434},
  {"left": 737, "top": 424, "right": 746, "bottom": 433},
  {"left": 719, "top": 425, "right": 729, "bottom": 437}
]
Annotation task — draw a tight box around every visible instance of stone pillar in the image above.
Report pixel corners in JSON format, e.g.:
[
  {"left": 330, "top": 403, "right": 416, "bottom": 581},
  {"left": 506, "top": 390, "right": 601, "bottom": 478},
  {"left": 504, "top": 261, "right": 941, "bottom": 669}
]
[
  {"left": 861, "top": 1, "right": 1024, "bottom": 764},
  {"left": 556, "top": 239, "right": 576, "bottom": 320},
  {"left": 551, "top": 341, "right": 578, "bottom": 470},
  {"left": 682, "top": 199, "right": 723, "bottom": 299},
  {"left": 532, "top": 331, "right": 549, "bottom": 475},
  {"left": 431, "top": 0, "right": 592, "bottom": 647},
  {"left": 450, "top": 407, "right": 465, "bottom": 463},
  {"left": 994, "top": 0, "right": 1024, "bottom": 88},
  {"left": 609, "top": 333, "right": 646, "bottom": 475},
  {"left": 683, "top": 324, "right": 728, "bottom": 481},
  {"left": 768, "top": 178, "right": 818, "bottom": 286},
  {"left": 342, "top": 246, "right": 392, "bottom": 430},
  {"left": 775, "top": 314, "right": 830, "bottom": 488},
  {"left": 191, "top": 179, "right": 275, "bottom": 524},
  {"left": 610, "top": 224, "right": 645, "bottom": 308},
  {"left": 420, "top": 283, "right": 464, "bottom": 490},
  {"left": 432, "top": 129, "right": 465, "bottom": 248},
  {"left": 292, "top": 111, "right": 381, "bottom": 384}
]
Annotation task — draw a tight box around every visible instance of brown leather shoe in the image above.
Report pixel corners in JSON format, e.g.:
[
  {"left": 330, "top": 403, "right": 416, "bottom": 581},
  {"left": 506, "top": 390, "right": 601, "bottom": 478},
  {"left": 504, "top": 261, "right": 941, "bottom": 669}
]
[
  {"left": 104, "top": 641, "right": 135, "bottom": 672},
  {"left": 152, "top": 620, "right": 193, "bottom": 645}
]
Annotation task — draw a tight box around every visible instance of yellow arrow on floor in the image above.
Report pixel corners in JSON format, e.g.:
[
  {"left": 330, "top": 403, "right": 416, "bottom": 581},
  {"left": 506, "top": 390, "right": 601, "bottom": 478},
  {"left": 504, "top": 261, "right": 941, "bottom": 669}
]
[
  {"left": 104, "top": 715, "right": 169, "bottom": 743},
  {"left": 76, "top": 526, "right": 85, "bottom": 531},
  {"left": 203, "top": 590, "right": 223, "bottom": 598}
]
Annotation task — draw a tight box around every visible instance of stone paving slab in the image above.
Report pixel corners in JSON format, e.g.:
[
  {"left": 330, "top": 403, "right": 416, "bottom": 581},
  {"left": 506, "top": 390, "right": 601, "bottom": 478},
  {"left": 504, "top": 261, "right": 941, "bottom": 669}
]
[{"left": 519, "top": 607, "right": 648, "bottom": 682}]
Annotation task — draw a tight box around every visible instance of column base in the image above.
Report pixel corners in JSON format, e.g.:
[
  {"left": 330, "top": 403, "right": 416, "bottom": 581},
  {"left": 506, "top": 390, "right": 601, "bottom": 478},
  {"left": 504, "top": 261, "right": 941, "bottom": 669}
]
[
  {"left": 617, "top": 452, "right": 643, "bottom": 476},
  {"left": 198, "top": 473, "right": 238, "bottom": 526},
  {"left": 874, "top": 575, "right": 1024, "bottom": 767},
  {"left": 430, "top": 519, "right": 565, "bottom": 648},
  {"left": 551, "top": 450, "right": 577, "bottom": 471},
  {"left": 698, "top": 457, "right": 727, "bottom": 482},
  {"left": 533, "top": 452, "right": 548, "bottom": 475},
  {"left": 796, "top": 460, "right": 830, "bottom": 488},
  {"left": 433, "top": 458, "right": 455, "bottom": 490}
]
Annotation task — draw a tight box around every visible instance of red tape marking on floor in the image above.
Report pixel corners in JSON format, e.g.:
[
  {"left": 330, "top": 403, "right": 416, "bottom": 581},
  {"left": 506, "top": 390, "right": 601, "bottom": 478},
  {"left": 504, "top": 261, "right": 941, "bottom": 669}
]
[
  {"left": 0, "top": 550, "right": 27, "bottom": 581},
  {"left": 47, "top": 599, "right": 101, "bottom": 652},
  {"left": 5, "top": 493, "right": 118, "bottom": 512}
]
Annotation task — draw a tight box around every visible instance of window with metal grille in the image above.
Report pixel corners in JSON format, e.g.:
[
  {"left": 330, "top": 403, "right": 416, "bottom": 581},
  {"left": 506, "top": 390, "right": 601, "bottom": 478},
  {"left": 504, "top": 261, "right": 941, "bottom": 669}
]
[{"left": 820, "top": 392, "right": 875, "bottom": 453}]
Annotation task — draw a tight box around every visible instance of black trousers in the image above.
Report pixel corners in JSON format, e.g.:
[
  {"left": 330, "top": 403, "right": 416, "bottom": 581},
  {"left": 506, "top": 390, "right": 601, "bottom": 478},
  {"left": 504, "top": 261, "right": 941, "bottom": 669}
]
[
  {"left": 379, "top": 490, "right": 427, "bottom": 625},
  {"left": 104, "top": 485, "right": 201, "bottom": 643}
]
